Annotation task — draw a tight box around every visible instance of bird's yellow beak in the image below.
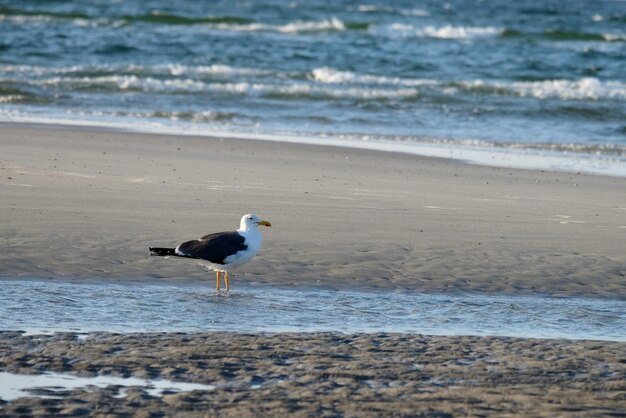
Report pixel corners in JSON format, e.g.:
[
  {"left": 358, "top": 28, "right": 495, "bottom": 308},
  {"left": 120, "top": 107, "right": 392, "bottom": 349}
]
[{"left": 257, "top": 220, "right": 272, "bottom": 227}]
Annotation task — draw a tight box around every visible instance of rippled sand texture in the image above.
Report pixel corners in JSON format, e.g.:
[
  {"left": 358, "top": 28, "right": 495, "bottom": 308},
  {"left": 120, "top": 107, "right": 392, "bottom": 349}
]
[
  {"left": 1, "top": 125, "right": 625, "bottom": 297},
  {"left": 0, "top": 332, "right": 624, "bottom": 417}
]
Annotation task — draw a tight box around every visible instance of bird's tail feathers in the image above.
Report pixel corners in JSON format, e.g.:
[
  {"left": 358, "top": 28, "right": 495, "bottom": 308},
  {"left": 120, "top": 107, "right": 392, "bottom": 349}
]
[{"left": 149, "top": 247, "right": 176, "bottom": 256}]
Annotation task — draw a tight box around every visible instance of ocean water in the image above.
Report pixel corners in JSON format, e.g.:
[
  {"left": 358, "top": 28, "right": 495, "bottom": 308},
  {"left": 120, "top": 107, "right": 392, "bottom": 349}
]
[
  {"left": 1, "top": 0, "right": 625, "bottom": 174},
  {"left": 1, "top": 279, "right": 625, "bottom": 341}
]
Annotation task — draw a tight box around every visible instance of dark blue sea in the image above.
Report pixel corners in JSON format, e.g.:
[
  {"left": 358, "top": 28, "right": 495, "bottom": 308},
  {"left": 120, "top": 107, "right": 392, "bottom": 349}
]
[{"left": 1, "top": 0, "right": 625, "bottom": 174}]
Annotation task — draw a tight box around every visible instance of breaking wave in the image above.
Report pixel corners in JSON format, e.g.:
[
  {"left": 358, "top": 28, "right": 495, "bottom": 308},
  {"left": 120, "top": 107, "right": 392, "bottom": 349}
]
[
  {"left": 311, "top": 69, "right": 626, "bottom": 101},
  {"left": 0, "top": 7, "right": 357, "bottom": 34},
  {"left": 310, "top": 67, "right": 437, "bottom": 87},
  {"left": 370, "top": 24, "right": 503, "bottom": 39},
  {"left": 2, "top": 5, "right": 623, "bottom": 44},
  {"left": 5, "top": 63, "right": 626, "bottom": 102},
  {"left": 460, "top": 78, "right": 626, "bottom": 100},
  {"left": 18, "top": 75, "right": 419, "bottom": 100},
  {"left": 209, "top": 17, "right": 354, "bottom": 34},
  {"left": 0, "top": 63, "right": 273, "bottom": 79}
]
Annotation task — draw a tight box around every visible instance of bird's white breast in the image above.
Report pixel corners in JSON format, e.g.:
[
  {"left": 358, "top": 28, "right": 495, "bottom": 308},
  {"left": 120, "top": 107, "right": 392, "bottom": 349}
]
[{"left": 223, "top": 229, "right": 262, "bottom": 267}]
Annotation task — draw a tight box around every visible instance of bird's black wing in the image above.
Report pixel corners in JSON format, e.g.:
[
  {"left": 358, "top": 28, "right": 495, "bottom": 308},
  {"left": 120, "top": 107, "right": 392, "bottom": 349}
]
[{"left": 177, "top": 231, "right": 247, "bottom": 264}]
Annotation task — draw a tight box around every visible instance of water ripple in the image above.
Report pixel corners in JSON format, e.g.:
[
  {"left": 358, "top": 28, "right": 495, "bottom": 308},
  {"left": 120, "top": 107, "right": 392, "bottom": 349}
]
[{"left": 0, "top": 279, "right": 624, "bottom": 341}]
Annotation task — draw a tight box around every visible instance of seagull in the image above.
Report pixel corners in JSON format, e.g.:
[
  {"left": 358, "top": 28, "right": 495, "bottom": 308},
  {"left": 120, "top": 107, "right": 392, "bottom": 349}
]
[{"left": 149, "top": 214, "right": 271, "bottom": 291}]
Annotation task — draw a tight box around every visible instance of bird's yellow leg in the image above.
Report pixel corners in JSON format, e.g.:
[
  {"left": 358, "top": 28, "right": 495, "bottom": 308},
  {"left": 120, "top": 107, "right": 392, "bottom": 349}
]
[
  {"left": 225, "top": 271, "right": 230, "bottom": 291},
  {"left": 215, "top": 271, "right": 221, "bottom": 291}
]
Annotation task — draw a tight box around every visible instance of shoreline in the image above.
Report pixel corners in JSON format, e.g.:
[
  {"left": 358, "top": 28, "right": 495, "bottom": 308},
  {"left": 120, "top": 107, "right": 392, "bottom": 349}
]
[
  {"left": 1, "top": 122, "right": 625, "bottom": 297},
  {"left": 2, "top": 118, "right": 626, "bottom": 178}
]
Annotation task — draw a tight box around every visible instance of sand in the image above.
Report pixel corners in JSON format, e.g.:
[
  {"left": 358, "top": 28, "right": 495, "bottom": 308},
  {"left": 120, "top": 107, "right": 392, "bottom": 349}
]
[
  {"left": 1, "top": 123, "right": 625, "bottom": 296},
  {"left": 1, "top": 332, "right": 625, "bottom": 417},
  {"left": 1, "top": 123, "right": 626, "bottom": 415}
]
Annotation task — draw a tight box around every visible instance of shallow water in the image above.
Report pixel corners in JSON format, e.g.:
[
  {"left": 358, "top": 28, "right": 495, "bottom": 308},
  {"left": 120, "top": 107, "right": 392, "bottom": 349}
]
[
  {"left": 1, "top": 279, "right": 624, "bottom": 341},
  {"left": 0, "top": 371, "right": 214, "bottom": 401}
]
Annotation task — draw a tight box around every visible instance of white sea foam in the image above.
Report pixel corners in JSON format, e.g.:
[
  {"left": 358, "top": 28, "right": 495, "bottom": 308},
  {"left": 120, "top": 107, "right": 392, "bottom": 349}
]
[
  {"left": 511, "top": 78, "right": 626, "bottom": 100},
  {"left": 17, "top": 70, "right": 626, "bottom": 103},
  {"left": 357, "top": 4, "right": 382, "bottom": 12},
  {"left": 211, "top": 18, "right": 347, "bottom": 34},
  {"left": 603, "top": 33, "right": 626, "bottom": 41},
  {"left": 399, "top": 8, "right": 430, "bottom": 16},
  {"left": 0, "top": 63, "right": 272, "bottom": 79},
  {"left": 0, "top": 15, "right": 54, "bottom": 24},
  {"left": 207, "top": 82, "right": 419, "bottom": 99},
  {"left": 309, "top": 70, "right": 626, "bottom": 101},
  {"left": 464, "top": 78, "right": 626, "bottom": 100},
  {"left": 27, "top": 75, "right": 421, "bottom": 99},
  {"left": 0, "top": 12, "right": 348, "bottom": 34},
  {"left": 13, "top": 67, "right": 626, "bottom": 102},
  {"left": 193, "top": 64, "right": 272, "bottom": 76},
  {"left": 310, "top": 67, "right": 437, "bottom": 87},
  {"left": 320, "top": 133, "right": 626, "bottom": 157},
  {"left": 0, "top": 95, "right": 23, "bottom": 103},
  {"left": 109, "top": 110, "right": 237, "bottom": 122},
  {"left": 156, "top": 63, "right": 272, "bottom": 77},
  {"left": 0, "top": 64, "right": 93, "bottom": 76},
  {"left": 36, "top": 75, "right": 206, "bottom": 92},
  {"left": 372, "top": 24, "right": 503, "bottom": 39},
  {"left": 0, "top": 13, "right": 111, "bottom": 28}
]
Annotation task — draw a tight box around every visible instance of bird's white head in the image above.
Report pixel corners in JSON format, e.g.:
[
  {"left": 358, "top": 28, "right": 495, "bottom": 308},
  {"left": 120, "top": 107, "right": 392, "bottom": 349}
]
[{"left": 239, "top": 213, "right": 272, "bottom": 232}]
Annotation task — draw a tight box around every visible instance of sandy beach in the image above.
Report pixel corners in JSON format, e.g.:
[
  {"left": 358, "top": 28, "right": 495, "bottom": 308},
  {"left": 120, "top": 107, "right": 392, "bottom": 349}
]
[
  {"left": 3, "top": 0, "right": 626, "bottom": 414},
  {"left": 1, "top": 123, "right": 626, "bottom": 415},
  {"left": 1, "top": 123, "right": 625, "bottom": 296}
]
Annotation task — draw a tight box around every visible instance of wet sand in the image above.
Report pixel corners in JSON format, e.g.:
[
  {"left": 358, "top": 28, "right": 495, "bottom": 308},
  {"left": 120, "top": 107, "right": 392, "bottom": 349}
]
[
  {"left": 1, "top": 123, "right": 626, "bottom": 415},
  {"left": 1, "top": 332, "right": 625, "bottom": 417},
  {"left": 1, "top": 123, "right": 625, "bottom": 296}
]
